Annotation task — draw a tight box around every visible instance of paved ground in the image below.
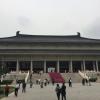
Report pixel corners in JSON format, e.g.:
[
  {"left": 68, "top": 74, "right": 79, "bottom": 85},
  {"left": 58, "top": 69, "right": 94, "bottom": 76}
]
[{"left": 1, "top": 83, "right": 100, "bottom": 100}]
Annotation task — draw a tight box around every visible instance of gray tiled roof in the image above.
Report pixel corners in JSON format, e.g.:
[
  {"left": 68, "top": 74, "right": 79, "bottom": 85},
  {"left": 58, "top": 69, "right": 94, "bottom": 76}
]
[{"left": 0, "top": 33, "right": 100, "bottom": 44}]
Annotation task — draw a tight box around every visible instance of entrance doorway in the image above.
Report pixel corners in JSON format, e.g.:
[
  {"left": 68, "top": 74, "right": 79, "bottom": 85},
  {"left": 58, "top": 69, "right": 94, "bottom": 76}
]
[
  {"left": 46, "top": 61, "right": 57, "bottom": 72},
  {"left": 48, "top": 67, "right": 55, "bottom": 72}
]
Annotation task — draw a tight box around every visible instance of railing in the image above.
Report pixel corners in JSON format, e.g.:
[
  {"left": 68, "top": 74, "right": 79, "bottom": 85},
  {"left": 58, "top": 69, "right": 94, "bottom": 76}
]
[
  {"left": 25, "top": 71, "right": 29, "bottom": 83},
  {"left": 78, "top": 70, "right": 88, "bottom": 79}
]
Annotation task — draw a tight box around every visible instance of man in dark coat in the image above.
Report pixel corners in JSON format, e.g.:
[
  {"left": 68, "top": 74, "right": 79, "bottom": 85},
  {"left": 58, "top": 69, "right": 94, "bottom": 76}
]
[{"left": 61, "top": 83, "right": 66, "bottom": 100}]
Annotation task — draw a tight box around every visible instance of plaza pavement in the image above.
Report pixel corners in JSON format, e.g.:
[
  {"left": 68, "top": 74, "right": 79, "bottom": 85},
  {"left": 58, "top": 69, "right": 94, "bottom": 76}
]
[{"left": 1, "top": 83, "right": 100, "bottom": 100}]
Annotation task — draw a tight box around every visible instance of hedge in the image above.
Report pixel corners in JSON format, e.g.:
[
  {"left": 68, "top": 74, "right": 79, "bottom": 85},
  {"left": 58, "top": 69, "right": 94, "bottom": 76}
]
[
  {"left": 89, "top": 77, "right": 97, "bottom": 82},
  {"left": 0, "top": 86, "right": 15, "bottom": 99},
  {"left": 0, "top": 80, "right": 13, "bottom": 85},
  {"left": 0, "top": 88, "right": 4, "bottom": 94}
]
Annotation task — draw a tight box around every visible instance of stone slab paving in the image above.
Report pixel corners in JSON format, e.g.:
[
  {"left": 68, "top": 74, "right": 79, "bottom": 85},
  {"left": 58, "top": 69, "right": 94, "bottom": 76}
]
[{"left": 1, "top": 83, "right": 100, "bottom": 100}]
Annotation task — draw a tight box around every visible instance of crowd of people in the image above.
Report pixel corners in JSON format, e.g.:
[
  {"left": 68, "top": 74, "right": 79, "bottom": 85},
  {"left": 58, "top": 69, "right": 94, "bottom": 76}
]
[
  {"left": 82, "top": 78, "right": 91, "bottom": 86},
  {"left": 36, "top": 78, "right": 50, "bottom": 88},
  {"left": 14, "top": 80, "right": 27, "bottom": 97},
  {"left": 3, "top": 72, "right": 93, "bottom": 100}
]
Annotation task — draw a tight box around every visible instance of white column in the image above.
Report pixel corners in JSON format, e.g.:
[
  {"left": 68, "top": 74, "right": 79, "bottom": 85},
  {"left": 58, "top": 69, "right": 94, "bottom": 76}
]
[
  {"left": 83, "top": 60, "right": 85, "bottom": 72},
  {"left": 1, "top": 60, "right": 4, "bottom": 74},
  {"left": 16, "top": 59, "right": 19, "bottom": 74},
  {"left": 57, "top": 60, "right": 59, "bottom": 73},
  {"left": 81, "top": 61, "right": 83, "bottom": 71},
  {"left": 44, "top": 60, "right": 46, "bottom": 73},
  {"left": 30, "top": 60, "right": 33, "bottom": 73},
  {"left": 1, "top": 60, "right": 4, "bottom": 70},
  {"left": 93, "top": 61, "right": 96, "bottom": 71},
  {"left": 96, "top": 60, "right": 99, "bottom": 72},
  {"left": 69, "top": 60, "right": 73, "bottom": 72}
]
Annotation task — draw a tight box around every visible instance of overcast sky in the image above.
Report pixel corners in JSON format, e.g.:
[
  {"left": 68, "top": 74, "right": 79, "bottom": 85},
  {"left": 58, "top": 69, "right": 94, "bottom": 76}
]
[{"left": 0, "top": 0, "right": 100, "bottom": 38}]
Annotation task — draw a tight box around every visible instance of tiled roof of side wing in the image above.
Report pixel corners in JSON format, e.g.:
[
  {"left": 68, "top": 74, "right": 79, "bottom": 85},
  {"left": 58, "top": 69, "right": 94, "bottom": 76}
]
[{"left": 0, "top": 33, "right": 100, "bottom": 43}]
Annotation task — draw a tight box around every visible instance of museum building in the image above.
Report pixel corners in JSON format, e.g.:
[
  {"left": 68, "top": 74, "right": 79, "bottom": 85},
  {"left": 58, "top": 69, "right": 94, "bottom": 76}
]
[{"left": 0, "top": 31, "right": 100, "bottom": 73}]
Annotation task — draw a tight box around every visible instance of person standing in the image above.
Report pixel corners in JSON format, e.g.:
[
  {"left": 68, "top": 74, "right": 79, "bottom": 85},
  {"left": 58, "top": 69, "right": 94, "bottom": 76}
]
[
  {"left": 30, "top": 80, "right": 33, "bottom": 88},
  {"left": 82, "top": 78, "right": 85, "bottom": 86},
  {"left": 68, "top": 77, "right": 72, "bottom": 87},
  {"left": 40, "top": 82, "right": 43, "bottom": 88},
  {"left": 88, "top": 77, "right": 91, "bottom": 86},
  {"left": 5, "top": 84, "right": 10, "bottom": 97},
  {"left": 55, "top": 84, "right": 61, "bottom": 100},
  {"left": 61, "top": 83, "right": 66, "bottom": 100},
  {"left": 52, "top": 79, "right": 55, "bottom": 85}
]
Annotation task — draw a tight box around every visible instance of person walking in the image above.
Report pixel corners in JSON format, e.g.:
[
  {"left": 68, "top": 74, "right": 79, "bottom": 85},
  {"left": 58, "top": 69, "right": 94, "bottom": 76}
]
[
  {"left": 15, "top": 83, "right": 19, "bottom": 97},
  {"left": 55, "top": 84, "right": 61, "bottom": 100},
  {"left": 61, "top": 83, "right": 66, "bottom": 100},
  {"left": 22, "top": 81, "right": 26, "bottom": 93}
]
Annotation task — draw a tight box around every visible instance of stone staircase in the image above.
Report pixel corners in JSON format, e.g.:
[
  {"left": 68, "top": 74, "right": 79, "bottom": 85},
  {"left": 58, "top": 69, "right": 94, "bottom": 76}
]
[
  {"left": 32, "top": 73, "right": 51, "bottom": 83},
  {"left": 80, "top": 71, "right": 100, "bottom": 83},
  {"left": 85, "top": 71, "right": 97, "bottom": 77},
  {"left": 61, "top": 73, "right": 82, "bottom": 83},
  {"left": 4, "top": 73, "right": 26, "bottom": 80},
  {"left": 3, "top": 72, "right": 27, "bottom": 84},
  {"left": 31, "top": 72, "right": 100, "bottom": 83},
  {"left": 94, "top": 72, "right": 100, "bottom": 83}
]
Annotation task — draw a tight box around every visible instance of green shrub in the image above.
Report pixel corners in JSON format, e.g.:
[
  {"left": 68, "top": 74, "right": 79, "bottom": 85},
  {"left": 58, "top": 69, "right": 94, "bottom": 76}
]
[
  {"left": 89, "top": 77, "right": 97, "bottom": 82},
  {"left": 0, "top": 80, "right": 13, "bottom": 85},
  {"left": 0, "top": 88, "right": 4, "bottom": 94}
]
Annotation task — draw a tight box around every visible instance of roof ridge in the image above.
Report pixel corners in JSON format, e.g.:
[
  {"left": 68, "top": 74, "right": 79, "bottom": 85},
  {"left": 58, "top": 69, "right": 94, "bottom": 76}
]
[{"left": 16, "top": 33, "right": 80, "bottom": 37}]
